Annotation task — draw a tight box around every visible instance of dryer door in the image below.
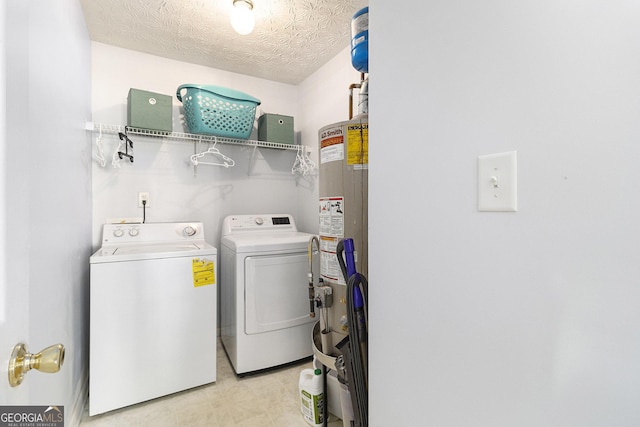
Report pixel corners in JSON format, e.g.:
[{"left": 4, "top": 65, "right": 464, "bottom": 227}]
[{"left": 245, "top": 252, "right": 314, "bottom": 334}]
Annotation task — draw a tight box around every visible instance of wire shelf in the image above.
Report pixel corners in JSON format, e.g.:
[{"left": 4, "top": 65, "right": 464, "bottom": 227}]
[{"left": 88, "top": 123, "right": 306, "bottom": 151}]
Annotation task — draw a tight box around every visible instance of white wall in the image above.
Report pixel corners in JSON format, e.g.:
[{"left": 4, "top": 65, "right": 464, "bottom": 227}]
[
  {"left": 370, "top": 1, "right": 640, "bottom": 426},
  {"left": 91, "top": 43, "right": 363, "bottom": 247},
  {"left": 92, "top": 43, "right": 301, "bottom": 249}
]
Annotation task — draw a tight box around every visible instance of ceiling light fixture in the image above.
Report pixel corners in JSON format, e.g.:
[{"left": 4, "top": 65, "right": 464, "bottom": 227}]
[{"left": 230, "top": 0, "right": 255, "bottom": 35}]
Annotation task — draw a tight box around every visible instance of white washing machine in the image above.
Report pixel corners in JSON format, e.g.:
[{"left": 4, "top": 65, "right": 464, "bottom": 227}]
[
  {"left": 220, "top": 214, "right": 316, "bottom": 375},
  {"left": 89, "top": 222, "right": 217, "bottom": 416}
]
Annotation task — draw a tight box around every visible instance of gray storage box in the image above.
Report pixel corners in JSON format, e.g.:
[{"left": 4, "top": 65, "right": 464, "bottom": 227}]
[
  {"left": 258, "top": 114, "right": 294, "bottom": 145},
  {"left": 127, "top": 88, "right": 173, "bottom": 132}
]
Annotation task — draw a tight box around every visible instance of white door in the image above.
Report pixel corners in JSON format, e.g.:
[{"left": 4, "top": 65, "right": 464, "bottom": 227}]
[
  {"left": 1, "top": 2, "right": 89, "bottom": 423},
  {"left": 0, "top": 0, "right": 30, "bottom": 403}
]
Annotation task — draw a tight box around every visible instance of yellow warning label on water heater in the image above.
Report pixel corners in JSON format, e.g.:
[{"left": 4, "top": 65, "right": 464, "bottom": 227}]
[
  {"left": 346, "top": 123, "right": 368, "bottom": 165},
  {"left": 192, "top": 258, "right": 215, "bottom": 287}
]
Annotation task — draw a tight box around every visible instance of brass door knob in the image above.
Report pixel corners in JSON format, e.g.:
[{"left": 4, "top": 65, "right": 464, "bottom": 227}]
[{"left": 8, "top": 343, "right": 65, "bottom": 387}]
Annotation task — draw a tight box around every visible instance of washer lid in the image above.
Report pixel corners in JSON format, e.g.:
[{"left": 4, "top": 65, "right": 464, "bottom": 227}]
[
  {"left": 222, "top": 232, "right": 315, "bottom": 253},
  {"left": 90, "top": 242, "right": 217, "bottom": 263}
]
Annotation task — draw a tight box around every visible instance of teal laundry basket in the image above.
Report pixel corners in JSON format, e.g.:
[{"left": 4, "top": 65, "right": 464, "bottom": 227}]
[{"left": 176, "top": 84, "right": 261, "bottom": 139}]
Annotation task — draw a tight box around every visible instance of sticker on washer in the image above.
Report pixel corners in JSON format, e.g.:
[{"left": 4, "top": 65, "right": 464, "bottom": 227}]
[{"left": 192, "top": 258, "right": 215, "bottom": 287}]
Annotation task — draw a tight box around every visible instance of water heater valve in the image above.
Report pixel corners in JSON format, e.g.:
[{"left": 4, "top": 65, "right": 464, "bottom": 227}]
[{"left": 315, "top": 285, "right": 333, "bottom": 308}]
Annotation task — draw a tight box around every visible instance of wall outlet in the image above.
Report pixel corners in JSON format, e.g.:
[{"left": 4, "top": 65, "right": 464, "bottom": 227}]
[{"left": 138, "top": 192, "right": 150, "bottom": 208}]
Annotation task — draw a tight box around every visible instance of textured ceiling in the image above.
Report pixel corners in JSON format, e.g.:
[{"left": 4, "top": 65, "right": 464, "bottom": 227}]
[{"left": 79, "top": 0, "right": 368, "bottom": 85}]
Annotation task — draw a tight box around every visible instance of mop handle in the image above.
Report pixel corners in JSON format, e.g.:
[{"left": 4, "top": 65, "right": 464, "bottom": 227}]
[
  {"left": 344, "top": 238, "right": 364, "bottom": 310},
  {"left": 344, "top": 238, "right": 357, "bottom": 278}
]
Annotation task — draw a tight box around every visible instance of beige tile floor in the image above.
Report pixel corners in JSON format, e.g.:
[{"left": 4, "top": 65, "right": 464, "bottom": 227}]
[{"left": 80, "top": 340, "right": 344, "bottom": 427}]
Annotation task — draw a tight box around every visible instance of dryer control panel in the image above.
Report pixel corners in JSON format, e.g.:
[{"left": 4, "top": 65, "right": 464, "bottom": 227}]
[{"left": 222, "top": 214, "right": 297, "bottom": 236}]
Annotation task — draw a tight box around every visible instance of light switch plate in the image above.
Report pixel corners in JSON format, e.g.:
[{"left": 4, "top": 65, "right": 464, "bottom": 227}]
[{"left": 478, "top": 151, "right": 517, "bottom": 212}]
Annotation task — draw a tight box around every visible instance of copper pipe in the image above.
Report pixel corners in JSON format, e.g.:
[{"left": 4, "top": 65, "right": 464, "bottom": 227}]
[{"left": 348, "top": 73, "right": 366, "bottom": 119}]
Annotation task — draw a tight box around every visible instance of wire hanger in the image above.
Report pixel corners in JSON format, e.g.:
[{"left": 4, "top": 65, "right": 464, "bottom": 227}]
[
  {"left": 111, "top": 127, "right": 123, "bottom": 168},
  {"left": 292, "top": 145, "right": 315, "bottom": 175},
  {"left": 190, "top": 137, "right": 235, "bottom": 168},
  {"left": 95, "top": 123, "right": 107, "bottom": 167}
]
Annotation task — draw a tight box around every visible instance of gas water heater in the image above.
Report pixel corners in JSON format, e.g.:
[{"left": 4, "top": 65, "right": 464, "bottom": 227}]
[{"left": 315, "top": 115, "right": 368, "bottom": 357}]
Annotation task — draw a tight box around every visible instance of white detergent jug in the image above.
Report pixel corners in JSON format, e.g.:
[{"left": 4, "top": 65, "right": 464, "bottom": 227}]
[{"left": 299, "top": 368, "right": 324, "bottom": 427}]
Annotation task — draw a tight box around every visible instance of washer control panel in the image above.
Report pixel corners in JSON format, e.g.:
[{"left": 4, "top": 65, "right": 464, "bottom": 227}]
[
  {"left": 101, "top": 222, "right": 204, "bottom": 245},
  {"left": 112, "top": 226, "right": 139, "bottom": 237}
]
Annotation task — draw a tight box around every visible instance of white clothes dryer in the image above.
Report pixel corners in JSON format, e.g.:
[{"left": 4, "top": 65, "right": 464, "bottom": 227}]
[
  {"left": 89, "top": 222, "right": 217, "bottom": 415},
  {"left": 220, "top": 214, "right": 316, "bottom": 375}
]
